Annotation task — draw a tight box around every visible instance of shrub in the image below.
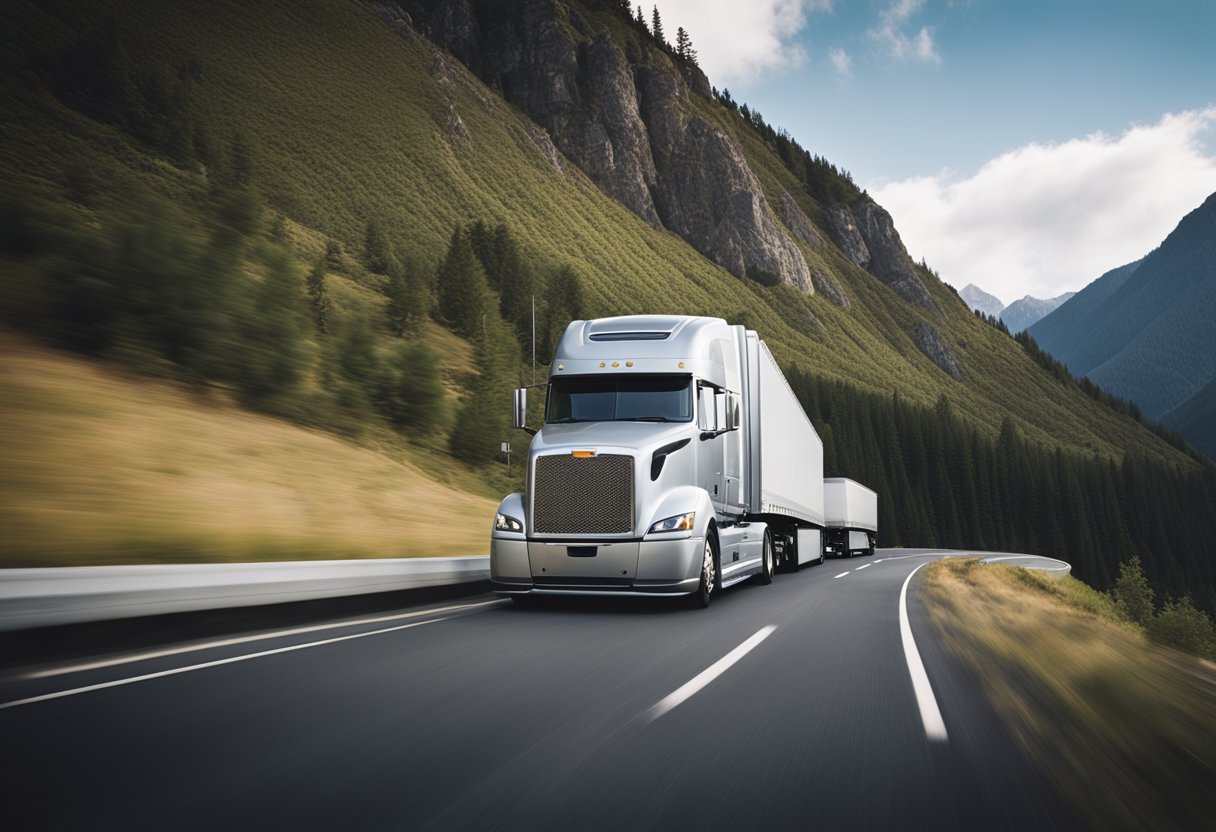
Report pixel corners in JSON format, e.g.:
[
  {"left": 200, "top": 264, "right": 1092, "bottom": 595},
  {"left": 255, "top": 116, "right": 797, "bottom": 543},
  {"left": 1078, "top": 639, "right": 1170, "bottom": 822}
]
[
  {"left": 377, "top": 342, "right": 444, "bottom": 434},
  {"left": 1112, "top": 556, "right": 1155, "bottom": 626},
  {"left": 1147, "top": 597, "right": 1216, "bottom": 659}
]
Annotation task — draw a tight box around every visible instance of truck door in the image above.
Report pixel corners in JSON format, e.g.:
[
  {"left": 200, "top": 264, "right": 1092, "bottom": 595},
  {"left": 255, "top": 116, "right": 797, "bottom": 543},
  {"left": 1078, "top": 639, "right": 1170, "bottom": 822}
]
[{"left": 697, "top": 384, "right": 726, "bottom": 513}]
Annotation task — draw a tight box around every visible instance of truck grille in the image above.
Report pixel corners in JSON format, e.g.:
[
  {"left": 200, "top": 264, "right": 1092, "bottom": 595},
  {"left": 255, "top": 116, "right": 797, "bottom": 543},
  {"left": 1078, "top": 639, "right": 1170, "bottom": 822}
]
[{"left": 533, "top": 454, "right": 634, "bottom": 535}]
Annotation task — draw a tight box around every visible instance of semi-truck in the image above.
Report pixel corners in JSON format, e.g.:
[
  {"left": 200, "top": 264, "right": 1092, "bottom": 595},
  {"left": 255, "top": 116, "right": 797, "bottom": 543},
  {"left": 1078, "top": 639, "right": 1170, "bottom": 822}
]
[
  {"left": 489, "top": 314, "right": 877, "bottom": 607},
  {"left": 823, "top": 478, "right": 878, "bottom": 558}
]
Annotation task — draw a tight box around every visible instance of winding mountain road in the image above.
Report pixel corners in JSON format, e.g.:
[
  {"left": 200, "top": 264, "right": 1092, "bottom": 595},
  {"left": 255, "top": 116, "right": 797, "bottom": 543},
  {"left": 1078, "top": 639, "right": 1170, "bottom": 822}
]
[{"left": 1, "top": 549, "right": 1084, "bottom": 830}]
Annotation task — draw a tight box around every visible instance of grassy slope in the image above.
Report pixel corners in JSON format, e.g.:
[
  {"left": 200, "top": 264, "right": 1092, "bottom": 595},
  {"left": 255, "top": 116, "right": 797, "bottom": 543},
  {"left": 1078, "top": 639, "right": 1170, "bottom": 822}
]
[
  {"left": 0, "top": 334, "right": 495, "bottom": 565},
  {"left": 924, "top": 559, "right": 1216, "bottom": 830},
  {"left": 0, "top": 0, "right": 1201, "bottom": 564}
]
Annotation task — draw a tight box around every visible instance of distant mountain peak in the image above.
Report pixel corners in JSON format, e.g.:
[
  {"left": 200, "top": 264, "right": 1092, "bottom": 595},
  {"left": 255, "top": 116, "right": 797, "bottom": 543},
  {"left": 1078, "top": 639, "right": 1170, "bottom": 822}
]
[
  {"left": 999, "top": 291, "right": 1076, "bottom": 334},
  {"left": 960, "top": 283, "right": 1005, "bottom": 317}
]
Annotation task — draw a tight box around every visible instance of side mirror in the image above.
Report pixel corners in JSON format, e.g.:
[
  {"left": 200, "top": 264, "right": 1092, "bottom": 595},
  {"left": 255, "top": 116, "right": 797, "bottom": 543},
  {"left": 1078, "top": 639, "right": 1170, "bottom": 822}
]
[
  {"left": 513, "top": 387, "right": 528, "bottom": 430},
  {"left": 725, "top": 392, "right": 741, "bottom": 431},
  {"left": 697, "top": 385, "right": 718, "bottom": 432}
]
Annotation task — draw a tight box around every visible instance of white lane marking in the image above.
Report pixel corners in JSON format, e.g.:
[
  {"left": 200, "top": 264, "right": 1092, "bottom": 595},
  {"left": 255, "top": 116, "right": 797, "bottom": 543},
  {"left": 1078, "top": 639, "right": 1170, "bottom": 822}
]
[
  {"left": 900, "top": 562, "right": 948, "bottom": 742},
  {"left": 26, "top": 599, "right": 506, "bottom": 680},
  {"left": 1, "top": 616, "right": 451, "bottom": 711},
  {"left": 834, "top": 571, "right": 850, "bottom": 579},
  {"left": 855, "top": 564, "right": 872, "bottom": 571},
  {"left": 648, "top": 625, "right": 777, "bottom": 721}
]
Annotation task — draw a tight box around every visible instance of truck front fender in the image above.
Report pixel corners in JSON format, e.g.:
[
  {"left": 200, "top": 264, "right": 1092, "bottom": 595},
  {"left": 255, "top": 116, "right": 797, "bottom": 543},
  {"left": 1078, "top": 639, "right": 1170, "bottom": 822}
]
[
  {"left": 492, "top": 492, "right": 526, "bottom": 538},
  {"left": 644, "top": 486, "right": 716, "bottom": 540}
]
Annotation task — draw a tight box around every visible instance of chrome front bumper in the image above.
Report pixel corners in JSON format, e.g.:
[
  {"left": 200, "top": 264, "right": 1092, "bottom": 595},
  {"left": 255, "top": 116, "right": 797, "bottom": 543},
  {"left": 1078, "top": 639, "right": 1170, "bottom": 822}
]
[{"left": 490, "top": 534, "right": 703, "bottom": 596}]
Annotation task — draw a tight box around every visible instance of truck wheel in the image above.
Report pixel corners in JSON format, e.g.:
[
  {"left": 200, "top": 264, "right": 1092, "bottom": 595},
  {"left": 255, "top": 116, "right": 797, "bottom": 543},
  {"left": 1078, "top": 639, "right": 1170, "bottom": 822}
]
[
  {"left": 756, "top": 530, "right": 774, "bottom": 585},
  {"left": 692, "top": 536, "right": 717, "bottom": 608}
]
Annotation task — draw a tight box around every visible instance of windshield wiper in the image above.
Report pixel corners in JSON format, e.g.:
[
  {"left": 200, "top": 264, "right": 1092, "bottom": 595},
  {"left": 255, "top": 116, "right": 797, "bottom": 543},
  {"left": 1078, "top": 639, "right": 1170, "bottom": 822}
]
[{"left": 622, "top": 416, "right": 673, "bottom": 422}]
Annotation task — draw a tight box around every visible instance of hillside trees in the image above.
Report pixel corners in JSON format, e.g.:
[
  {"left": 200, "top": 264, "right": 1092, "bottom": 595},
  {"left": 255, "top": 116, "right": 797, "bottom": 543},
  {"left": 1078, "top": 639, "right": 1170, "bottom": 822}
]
[
  {"left": 787, "top": 368, "right": 1216, "bottom": 613},
  {"left": 378, "top": 341, "right": 445, "bottom": 435},
  {"left": 449, "top": 314, "right": 521, "bottom": 464},
  {"left": 541, "top": 264, "right": 586, "bottom": 355},
  {"left": 436, "top": 226, "right": 493, "bottom": 339}
]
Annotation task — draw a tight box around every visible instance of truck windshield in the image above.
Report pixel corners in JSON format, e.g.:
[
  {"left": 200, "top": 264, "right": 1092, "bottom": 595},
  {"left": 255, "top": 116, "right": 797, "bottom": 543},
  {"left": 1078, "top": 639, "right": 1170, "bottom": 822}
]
[{"left": 546, "top": 376, "right": 693, "bottom": 423}]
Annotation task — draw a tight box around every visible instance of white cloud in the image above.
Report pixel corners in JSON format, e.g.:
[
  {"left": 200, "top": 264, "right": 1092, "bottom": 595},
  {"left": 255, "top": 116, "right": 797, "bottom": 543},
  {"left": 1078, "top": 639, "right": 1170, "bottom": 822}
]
[
  {"left": 828, "top": 47, "right": 852, "bottom": 79},
  {"left": 869, "top": 0, "right": 941, "bottom": 64},
  {"left": 870, "top": 108, "right": 1216, "bottom": 302},
  {"left": 651, "top": 1, "right": 829, "bottom": 87}
]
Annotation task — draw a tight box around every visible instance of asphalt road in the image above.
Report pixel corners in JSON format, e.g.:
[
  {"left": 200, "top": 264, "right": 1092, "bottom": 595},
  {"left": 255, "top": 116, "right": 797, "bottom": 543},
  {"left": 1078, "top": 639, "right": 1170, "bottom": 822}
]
[{"left": 1, "top": 549, "right": 1085, "bottom": 831}]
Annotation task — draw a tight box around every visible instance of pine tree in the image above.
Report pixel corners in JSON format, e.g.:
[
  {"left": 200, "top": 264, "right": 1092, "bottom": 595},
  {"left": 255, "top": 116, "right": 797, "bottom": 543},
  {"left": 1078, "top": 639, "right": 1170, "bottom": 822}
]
[
  {"left": 674, "top": 27, "right": 697, "bottom": 65},
  {"left": 378, "top": 341, "right": 445, "bottom": 434},
  {"left": 450, "top": 314, "right": 521, "bottom": 464},
  {"left": 635, "top": 4, "right": 646, "bottom": 28},
  {"left": 331, "top": 315, "right": 381, "bottom": 414},
  {"left": 363, "top": 219, "right": 391, "bottom": 274},
  {"left": 233, "top": 249, "right": 308, "bottom": 403},
  {"left": 436, "top": 226, "right": 492, "bottom": 338},
  {"left": 306, "top": 258, "right": 331, "bottom": 335},
  {"left": 384, "top": 254, "right": 428, "bottom": 338},
  {"left": 541, "top": 264, "right": 585, "bottom": 355},
  {"left": 1112, "top": 556, "right": 1155, "bottom": 626},
  {"left": 651, "top": 6, "right": 666, "bottom": 47}
]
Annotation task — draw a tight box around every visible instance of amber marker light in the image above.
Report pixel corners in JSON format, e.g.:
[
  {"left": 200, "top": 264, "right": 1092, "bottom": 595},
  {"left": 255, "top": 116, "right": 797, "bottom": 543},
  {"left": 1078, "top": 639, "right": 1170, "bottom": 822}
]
[
  {"left": 572, "top": 450, "right": 597, "bottom": 458},
  {"left": 678, "top": 361, "right": 685, "bottom": 368},
  {"left": 612, "top": 361, "right": 620, "bottom": 367},
  {"left": 625, "top": 361, "right": 634, "bottom": 367}
]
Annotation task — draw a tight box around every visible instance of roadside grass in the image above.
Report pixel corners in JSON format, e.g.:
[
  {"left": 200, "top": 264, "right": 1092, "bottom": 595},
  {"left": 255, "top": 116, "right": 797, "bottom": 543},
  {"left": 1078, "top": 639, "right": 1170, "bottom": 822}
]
[
  {"left": 0, "top": 335, "right": 496, "bottom": 566},
  {"left": 924, "top": 559, "right": 1216, "bottom": 831}
]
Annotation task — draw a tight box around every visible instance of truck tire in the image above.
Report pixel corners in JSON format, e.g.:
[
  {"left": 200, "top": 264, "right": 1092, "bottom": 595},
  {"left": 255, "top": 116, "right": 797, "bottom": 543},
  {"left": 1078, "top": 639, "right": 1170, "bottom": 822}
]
[
  {"left": 692, "top": 535, "right": 717, "bottom": 608},
  {"left": 756, "top": 530, "right": 774, "bottom": 585}
]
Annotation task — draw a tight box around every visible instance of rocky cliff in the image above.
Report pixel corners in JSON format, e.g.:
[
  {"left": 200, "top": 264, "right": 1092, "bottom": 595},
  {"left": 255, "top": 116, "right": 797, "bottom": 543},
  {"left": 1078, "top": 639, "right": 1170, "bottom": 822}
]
[
  {"left": 386, "top": 0, "right": 815, "bottom": 291},
  {"left": 827, "top": 198, "right": 936, "bottom": 310},
  {"left": 384, "top": 0, "right": 947, "bottom": 309}
]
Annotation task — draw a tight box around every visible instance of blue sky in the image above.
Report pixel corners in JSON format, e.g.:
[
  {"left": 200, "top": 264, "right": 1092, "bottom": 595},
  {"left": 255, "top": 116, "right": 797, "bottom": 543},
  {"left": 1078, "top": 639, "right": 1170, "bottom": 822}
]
[{"left": 651, "top": 0, "right": 1216, "bottom": 300}]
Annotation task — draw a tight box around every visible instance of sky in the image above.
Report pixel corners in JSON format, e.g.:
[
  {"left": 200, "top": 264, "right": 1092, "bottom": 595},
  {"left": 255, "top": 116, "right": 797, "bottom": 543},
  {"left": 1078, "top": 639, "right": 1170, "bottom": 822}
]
[{"left": 649, "top": 0, "right": 1216, "bottom": 302}]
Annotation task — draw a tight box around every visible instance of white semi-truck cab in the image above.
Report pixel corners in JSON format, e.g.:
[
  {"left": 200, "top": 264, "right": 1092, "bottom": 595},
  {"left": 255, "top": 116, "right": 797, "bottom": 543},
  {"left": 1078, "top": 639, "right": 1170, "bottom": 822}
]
[{"left": 490, "top": 314, "right": 852, "bottom": 607}]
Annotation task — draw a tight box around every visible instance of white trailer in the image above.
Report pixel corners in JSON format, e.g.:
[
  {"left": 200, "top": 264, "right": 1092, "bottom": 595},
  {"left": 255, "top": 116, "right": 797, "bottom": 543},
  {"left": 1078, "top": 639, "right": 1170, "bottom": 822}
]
[
  {"left": 823, "top": 478, "right": 877, "bottom": 558},
  {"left": 745, "top": 335, "right": 825, "bottom": 567}
]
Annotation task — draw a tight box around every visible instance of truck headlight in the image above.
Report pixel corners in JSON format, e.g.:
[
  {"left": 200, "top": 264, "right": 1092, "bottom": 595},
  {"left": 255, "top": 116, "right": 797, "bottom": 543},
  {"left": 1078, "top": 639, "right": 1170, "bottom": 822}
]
[
  {"left": 648, "top": 512, "right": 695, "bottom": 534},
  {"left": 494, "top": 513, "right": 524, "bottom": 533}
]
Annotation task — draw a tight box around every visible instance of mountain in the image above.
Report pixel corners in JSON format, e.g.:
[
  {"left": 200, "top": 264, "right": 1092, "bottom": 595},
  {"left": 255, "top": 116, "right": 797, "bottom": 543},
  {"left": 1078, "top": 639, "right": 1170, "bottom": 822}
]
[
  {"left": 999, "top": 292, "right": 1076, "bottom": 334},
  {"left": 1164, "top": 377, "right": 1216, "bottom": 459},
  {"left": 1028, "top": 192, "right": 1216, "bottom": 420},
  {"left": 960, "top": 284, "right": 1005, "bottom": 317}
]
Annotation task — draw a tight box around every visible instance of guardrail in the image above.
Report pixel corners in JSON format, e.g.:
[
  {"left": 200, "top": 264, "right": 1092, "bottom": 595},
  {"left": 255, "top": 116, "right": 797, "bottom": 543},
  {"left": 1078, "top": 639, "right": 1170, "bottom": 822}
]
[{"left": 0, "top": 556, "right": 490, "bottom": 632}]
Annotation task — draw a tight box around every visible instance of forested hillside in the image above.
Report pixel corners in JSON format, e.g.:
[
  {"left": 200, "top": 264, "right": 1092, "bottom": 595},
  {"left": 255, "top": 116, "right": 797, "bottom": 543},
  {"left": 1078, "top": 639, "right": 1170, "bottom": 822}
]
[{"left": 0, "top": 0, "right": 1212, "bottom": 608}]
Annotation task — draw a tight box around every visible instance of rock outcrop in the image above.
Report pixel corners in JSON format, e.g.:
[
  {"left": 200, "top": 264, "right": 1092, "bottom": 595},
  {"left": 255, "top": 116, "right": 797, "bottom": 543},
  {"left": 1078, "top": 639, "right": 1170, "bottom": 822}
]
[
  {"left": 811, "top": 266, "right": 850, "bottom": 308},
  {"left": 382, "top": 0, "right": 812, "bottom": 291},
  {"left": 828, "top": 198, "right": 937, "bottom": 310},
  {"left": 914, "top": 323, "right": 961, "bottom": 379}
]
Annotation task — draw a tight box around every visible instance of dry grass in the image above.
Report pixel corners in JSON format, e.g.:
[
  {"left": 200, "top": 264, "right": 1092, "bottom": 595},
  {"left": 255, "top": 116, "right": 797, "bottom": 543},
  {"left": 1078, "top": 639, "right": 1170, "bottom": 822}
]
[
  {"left": 924, "top": 559, "right": 1216, "bottom": 831},
  {"left": 0, "top": 335, "right": 496, "bottom": 566}
]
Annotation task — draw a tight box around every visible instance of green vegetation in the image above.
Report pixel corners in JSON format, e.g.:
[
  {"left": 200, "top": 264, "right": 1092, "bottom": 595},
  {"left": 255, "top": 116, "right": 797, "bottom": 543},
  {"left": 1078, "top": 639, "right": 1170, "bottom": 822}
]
[
  {"left": 0, "top": 0, "right": 1213, "bottom": 583},
  {"left": 924, "top": 559, "right": 1216, "bottom": 832},
  {"left": 791, "top": 374, "right": 1216, "bottom": 612}
]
